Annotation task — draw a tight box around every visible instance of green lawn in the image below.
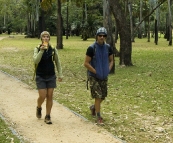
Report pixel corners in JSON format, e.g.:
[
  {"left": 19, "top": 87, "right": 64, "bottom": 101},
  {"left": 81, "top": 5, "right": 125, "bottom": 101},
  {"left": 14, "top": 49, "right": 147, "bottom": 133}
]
[{"left": 0, "top": 35, "right": 173, "bottom": 143}]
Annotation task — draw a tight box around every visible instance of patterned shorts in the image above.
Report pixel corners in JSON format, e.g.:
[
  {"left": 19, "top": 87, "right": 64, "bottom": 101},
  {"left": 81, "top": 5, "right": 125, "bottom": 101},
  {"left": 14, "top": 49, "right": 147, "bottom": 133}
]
[{"left": 89, "top": 76, "right": 108, "bottom": 100}]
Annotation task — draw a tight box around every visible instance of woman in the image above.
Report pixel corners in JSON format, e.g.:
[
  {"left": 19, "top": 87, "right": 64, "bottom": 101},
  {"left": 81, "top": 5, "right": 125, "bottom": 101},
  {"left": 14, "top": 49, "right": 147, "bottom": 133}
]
[{"left": 33, "top": 31, "right": 63, "bottom": 124}]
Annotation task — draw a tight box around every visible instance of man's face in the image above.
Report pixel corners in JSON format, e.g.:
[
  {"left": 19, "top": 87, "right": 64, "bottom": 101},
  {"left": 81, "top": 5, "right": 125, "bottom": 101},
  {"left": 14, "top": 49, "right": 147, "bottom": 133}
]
[{"left": 97, "top": 34, "right": 106, "bottom": 44}]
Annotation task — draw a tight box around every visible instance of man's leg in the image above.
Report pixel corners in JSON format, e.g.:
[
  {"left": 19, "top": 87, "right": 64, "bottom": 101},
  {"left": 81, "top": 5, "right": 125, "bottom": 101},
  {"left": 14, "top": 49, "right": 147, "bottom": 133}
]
[
  {"left": 95, "top": 98, "right": 104, "bottom": 125},
  {"left": 95, "top": 98, "right": 103, "bottom": 117}
]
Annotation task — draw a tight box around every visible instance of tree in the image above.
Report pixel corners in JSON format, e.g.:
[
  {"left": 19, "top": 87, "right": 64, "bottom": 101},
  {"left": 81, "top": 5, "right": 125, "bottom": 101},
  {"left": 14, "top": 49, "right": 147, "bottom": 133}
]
[
  {"left": 134, "top": 0, "right": 167, "bottom": 36},
  {"left": 66, "top": 0, "right": 69, "bottom": 39},
  {"left": 57, "top": 0, "right": 63, "bottom": 49},
  {"left": 0, "top": 0, "right": 27, "bottom": 34},
  {"left": 154, "top": 0, "right": 160, "bottom": 45},
  {"left": 103, "top": 0, "right": 116, "bottom": 73},
  {"left": 128, "top": 1, "right": 135, "bottom": 42},
  {"left": 108, "top": 0, "right": 133, "bottom": 66},
  {"left": 167, "top": 0, "right": 172, "bottom": 46}
]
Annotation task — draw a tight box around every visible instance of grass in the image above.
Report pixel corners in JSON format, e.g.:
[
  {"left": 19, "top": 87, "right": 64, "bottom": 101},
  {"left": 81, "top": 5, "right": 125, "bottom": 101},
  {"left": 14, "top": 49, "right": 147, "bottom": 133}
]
[
  {"left": 0, "top": 118, "right": 21, "bottom": 143},
  {"left": 0, "top": 34, "right": 173, "bottom": 143}
]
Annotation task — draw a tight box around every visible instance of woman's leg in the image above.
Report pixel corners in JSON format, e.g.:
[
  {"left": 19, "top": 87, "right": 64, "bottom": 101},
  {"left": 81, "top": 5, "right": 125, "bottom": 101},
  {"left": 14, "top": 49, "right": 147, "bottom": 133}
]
[
  {"left": 36, "top": 89, "right": 47, "bottom": 118},
  {"left": 37, "top": 89, "right": 47, "bottom": 108},
  {"left": 46, "top": 88, "right": 54, "bottom": 115}
]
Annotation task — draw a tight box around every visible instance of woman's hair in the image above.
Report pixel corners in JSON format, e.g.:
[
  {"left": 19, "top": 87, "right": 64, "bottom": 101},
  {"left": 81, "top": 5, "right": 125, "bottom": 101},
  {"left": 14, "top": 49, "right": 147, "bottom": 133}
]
[{"left": 40, "top": 31, "right": 50, "bottom": 39}]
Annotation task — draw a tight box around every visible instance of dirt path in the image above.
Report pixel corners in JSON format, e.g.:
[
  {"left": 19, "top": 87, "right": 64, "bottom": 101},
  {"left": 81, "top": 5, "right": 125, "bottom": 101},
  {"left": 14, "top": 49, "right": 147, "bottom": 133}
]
[{"left": 0, "top": 70, "right": 123, "bottom": 143}]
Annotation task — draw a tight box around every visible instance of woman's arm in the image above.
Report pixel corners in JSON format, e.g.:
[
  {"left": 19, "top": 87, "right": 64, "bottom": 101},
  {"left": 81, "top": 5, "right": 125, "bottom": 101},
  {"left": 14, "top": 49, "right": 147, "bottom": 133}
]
[
  {"left": 54, "top": 48, "right": 63, "bottom": 79},
  {"left": 33, "top": 46, "right": 44, "bottom": 64}
]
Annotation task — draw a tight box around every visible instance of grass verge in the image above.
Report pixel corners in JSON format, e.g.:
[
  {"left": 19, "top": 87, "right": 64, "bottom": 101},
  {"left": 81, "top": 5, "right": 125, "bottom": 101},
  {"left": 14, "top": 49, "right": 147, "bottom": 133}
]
[{"left": 0, "top": 117, "right": 21, "bottom": 143}]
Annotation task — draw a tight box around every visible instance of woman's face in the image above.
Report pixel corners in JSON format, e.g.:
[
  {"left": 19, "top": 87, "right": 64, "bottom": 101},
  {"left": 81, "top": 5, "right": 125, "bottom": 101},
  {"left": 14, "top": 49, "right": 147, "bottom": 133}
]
[{"left": 41, "top": 34, "right": 50, "bottom": 43}]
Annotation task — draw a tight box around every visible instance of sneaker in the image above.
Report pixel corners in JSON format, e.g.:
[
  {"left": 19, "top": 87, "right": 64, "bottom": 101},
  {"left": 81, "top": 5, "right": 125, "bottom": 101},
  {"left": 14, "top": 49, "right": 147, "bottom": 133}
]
[
  {"left": 96, "top": 117, "right": 104, "bottom": 125},
  {"left": 90, "top": 105, "right": 96, "bottom": 116},
  {"left": 36, "top": 107, "right": 42, "bottom": 118},
  {"left": 44, "top": 115, "right": 52, "bottom": 124}
]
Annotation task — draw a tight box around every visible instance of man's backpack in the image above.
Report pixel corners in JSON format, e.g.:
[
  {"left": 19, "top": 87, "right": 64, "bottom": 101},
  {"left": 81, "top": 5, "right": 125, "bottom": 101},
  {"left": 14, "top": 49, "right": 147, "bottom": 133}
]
[{"left": 32, "top": 45, "right": 55, "bottom": 80}]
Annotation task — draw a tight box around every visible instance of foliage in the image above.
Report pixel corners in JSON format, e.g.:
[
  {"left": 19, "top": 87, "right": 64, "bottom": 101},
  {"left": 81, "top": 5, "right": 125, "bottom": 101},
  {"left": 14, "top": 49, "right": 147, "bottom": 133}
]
[
  {"left": 0, "top": 0, "right": 27, "bottom": 33},
  {"left": 41, "top": 0, "right": 56, "bottom": 11},
  {"left": 0, "top": 0, "right": 171, "bottom": 38},
  {"left": 0, "top": 35, "right": 173, "bottom": 143}
]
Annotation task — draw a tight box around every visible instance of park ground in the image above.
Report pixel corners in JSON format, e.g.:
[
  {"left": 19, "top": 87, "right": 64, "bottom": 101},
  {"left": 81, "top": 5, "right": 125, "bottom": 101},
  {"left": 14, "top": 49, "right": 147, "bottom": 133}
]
[{"left": 0, "top": 63, "right": 123, "bottom": 142}]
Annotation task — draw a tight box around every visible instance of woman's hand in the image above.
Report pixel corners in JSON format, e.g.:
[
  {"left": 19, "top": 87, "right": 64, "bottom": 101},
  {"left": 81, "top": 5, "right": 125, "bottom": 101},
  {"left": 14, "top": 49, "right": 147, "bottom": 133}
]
[
  {"left": 40, "top": 44, "right": 47, "bottom": 50},
  {"left": 58, "top": 78, "right": 62, "bottom": 82}
]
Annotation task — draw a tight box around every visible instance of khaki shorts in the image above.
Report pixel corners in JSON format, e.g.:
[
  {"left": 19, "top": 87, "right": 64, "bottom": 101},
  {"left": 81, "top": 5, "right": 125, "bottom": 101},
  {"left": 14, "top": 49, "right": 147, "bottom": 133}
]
[{"left": 89, "top": 76, "right": 108, "bottom": 100}]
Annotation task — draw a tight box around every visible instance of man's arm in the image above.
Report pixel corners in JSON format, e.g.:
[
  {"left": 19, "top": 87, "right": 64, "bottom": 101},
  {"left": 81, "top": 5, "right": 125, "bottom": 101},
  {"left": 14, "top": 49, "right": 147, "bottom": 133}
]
[
  {"left": 84, "top": 55, "right": 96, "bottom": 74},
  {"left": 109, "top": 54, "right": 114, "bottom": 71}
]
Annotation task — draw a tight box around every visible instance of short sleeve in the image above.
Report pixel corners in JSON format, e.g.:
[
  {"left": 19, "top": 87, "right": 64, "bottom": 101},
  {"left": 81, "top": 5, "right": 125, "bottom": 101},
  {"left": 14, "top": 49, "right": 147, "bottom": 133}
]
[
  {"left": 86, "top": 46, "right": 94, "bottom": 58},
  {"left": 108, "top": 45, "right": 113, "bottom": 56}
]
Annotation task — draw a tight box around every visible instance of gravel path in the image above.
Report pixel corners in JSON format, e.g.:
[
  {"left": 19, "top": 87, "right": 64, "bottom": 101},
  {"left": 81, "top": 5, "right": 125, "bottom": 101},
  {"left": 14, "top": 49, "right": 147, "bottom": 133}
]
[{"left": 0, "top": 71, "right": 123, "bottom": 143}]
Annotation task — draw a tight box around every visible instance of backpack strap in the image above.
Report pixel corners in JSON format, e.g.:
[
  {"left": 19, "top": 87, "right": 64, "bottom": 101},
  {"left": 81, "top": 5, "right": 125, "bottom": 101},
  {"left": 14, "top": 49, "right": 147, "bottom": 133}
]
[{"left": 51, "top": 46, "right": 55, "bottom": 61}]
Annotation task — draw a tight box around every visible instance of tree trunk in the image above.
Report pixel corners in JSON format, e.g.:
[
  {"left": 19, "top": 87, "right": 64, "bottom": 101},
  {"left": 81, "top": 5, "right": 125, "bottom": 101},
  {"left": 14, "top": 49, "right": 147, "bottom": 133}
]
[
  {"left": 38, "top": 0, "right": 45, "bottom": 38},
  {"left": 147, "top": 2, "right": 152, "bottom": 42},
  {"left": 128, "top": 2, "right": 135, "bottom": 42},
  {"left": 82, "top": 2, "right": 88, "bottom": 41},
  {"left": 109, "top": 0, "right": 133, "bottom": 66},
  {"left": 56, "top": 0, "right": 63, "bottom": 49},
  {"left": 138, "top": 0, "right": 143, "bottom": 39},
  {"left": 165, "top": 13, "right": 169, "bottom": 40},
  {"left": 154, "top": 19, "right": 158, "bottom": 45},
  {"left": 154, "top": 0, "right": 159, "bottom": 45},
  {"left": 103, "top": 0, "right": 116, "bottom": 73},
  {"left": 147, "top": 17, "right": 150, "bottom": 42},
  {"left": 66, "top": 0, "right": 69, "bottom": 39},
  {"left": 115, "top": 25, "right": 118, "bottom": 43},
  {"left": 168, "top": 0, "right": 172, "bottom": 45},
  {"left": 39, "top": 10, "right": 45, "bottom": 35},
  {"left": 36, "top": 0, "right": 39, "bottom": 38},
  {"left": 27, "top": 13, "right": 31, "bottom": 36}
]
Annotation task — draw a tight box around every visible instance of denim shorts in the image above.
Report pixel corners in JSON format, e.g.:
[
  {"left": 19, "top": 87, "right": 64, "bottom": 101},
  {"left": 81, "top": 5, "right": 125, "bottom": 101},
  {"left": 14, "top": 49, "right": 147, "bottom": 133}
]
[{"left": 36, "top": 75, "right": 56, "bottom": 89}]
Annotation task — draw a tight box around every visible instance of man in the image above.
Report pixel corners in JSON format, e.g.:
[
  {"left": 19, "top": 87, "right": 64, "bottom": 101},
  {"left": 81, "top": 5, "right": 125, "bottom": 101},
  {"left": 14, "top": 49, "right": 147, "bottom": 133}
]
[{"left": 84, "top": 27, "right": 114, "bottom": 125}]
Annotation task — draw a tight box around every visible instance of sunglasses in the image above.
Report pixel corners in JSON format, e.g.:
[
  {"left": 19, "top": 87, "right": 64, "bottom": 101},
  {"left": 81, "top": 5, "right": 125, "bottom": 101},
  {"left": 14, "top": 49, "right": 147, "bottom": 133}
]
[{"left": 98, "top": 35, "right": 106, "bottom": 37}]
